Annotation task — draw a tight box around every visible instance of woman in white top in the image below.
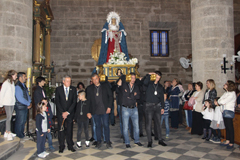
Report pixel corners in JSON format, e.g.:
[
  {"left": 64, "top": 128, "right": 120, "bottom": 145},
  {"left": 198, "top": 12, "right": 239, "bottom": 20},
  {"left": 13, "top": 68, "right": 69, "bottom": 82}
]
[
  {"left": 218, "top": 80, "right": 236, "bottom": 149},
  {"left": 191, "top": 82, "right": 205, "bottom": 135},
  {"left": 0, "top": 70, "right": 17, "bottom": 140}
]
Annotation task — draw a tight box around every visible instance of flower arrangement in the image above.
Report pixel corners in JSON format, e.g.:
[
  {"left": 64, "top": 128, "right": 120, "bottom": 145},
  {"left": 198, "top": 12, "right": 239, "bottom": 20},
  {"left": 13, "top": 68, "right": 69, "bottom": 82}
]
[{"left": 107, "top": 50, "right": 138, "bottom": 65}]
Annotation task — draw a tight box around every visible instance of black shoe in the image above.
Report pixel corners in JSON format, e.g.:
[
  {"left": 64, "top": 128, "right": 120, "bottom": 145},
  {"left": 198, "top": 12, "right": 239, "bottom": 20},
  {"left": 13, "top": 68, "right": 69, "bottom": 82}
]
[
  {"left": 206, "top": 138, "right": 210, "bottom": 141},
  {"left": 151, "top": 132, "right": 155, "bottom": 136},
  {"left": 106, "top": 142, "right": 113, "bottom": 149},
  {"left": 147, "top": 142, "right": 152, "bottom": 148},
  {"left": 135, "top": 142, "right": 143, "bottom": 146},
  {"left": 68, "top": 148, "right": 76, "bottom": 152},
  {"left": 202, "top": 136, "right": 206, "bottom": 140},
  {"left": 59, "top": 148, "right": 64, "bottom": 153},
  {"left": 158, "top": 140, "right": 167, "bottom": 146},
  {"left": 95, "top": 142, "right": 102, "bottom": 149},
  {"left": 76, "top": 144, "right": 82, "bottom": 149},
  {"left": 154, "top": 137, "right": 158, "bottom": 141},
  {"left": 126, "top": 144, "right": 131, "bottom": 148},
  {"left": 139, "top": 133, "right": 144, "bottom": 137},
  {"left": 89, "top": 137, "right": 95, "bottom": 142},
  {"left": 92, "top": 141, "right": 97, "bottom": 145}
]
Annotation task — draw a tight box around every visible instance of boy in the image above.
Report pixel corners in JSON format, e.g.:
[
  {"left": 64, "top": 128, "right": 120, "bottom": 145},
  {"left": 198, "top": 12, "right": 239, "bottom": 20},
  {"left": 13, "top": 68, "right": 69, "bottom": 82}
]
[{"left": 160, "top": 94, "right": 170, "bottom": 138}]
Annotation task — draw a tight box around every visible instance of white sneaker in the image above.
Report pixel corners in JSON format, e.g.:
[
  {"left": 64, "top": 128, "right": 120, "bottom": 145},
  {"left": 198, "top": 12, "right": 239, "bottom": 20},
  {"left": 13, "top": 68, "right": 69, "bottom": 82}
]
[
  {"left": 7, "top": 134, "right": 13, "bottom": 141},
  {"left": 43, "top": 151, "right": 49, "bottom": 156},
  {"left": 4, "top": 132, "right": 8, "bottom": 138},
  {"left": 11, "top": 133, "right": 16, "bottom": 137},
  {"left": 38, "top": 152, "right": 46, "bottom": 158}
]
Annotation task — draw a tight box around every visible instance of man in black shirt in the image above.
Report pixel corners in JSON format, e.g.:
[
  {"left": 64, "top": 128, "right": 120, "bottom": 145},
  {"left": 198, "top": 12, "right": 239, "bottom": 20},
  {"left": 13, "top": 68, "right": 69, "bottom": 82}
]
[
  {"left": 117, "top": 73, "right": 143, "bottom": 148},
  {"left": 86, "top": 73, "right": 113, "bottom": 149},
  {"left": 143, "top": 71, "right": 167, "bottom": 148}
]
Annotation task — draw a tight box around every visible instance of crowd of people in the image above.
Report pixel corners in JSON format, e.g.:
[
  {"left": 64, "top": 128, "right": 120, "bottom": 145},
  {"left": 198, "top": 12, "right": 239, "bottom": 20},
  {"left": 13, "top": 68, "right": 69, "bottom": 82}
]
[{"left": 0, "top": 69, "right": 239, "bottom": 158}]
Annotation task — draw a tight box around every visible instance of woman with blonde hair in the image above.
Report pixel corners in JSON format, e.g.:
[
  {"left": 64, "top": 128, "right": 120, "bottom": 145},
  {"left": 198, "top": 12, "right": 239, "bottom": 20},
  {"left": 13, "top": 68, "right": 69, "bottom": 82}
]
[
  {"left": 203, "top": 79, "right": 217, "bottom": 108},
  {"left": 0, "top": 70, "right": 17, "bottom": 140}
]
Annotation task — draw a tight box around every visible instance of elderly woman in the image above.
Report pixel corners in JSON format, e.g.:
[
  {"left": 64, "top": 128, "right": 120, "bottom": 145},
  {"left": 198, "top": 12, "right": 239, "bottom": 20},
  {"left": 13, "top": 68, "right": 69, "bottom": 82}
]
[
  {"left": 169, "top": 78, "right": 181, "bottom": 129},
  {"left": 191, "top": 81, "right": 205, "bottom": 135},
  {"left": 219, "top": 80, "right": 236, "bottom": 149},
  {"left": 203, "top": 79, "right": 217, "bottom": 108}
]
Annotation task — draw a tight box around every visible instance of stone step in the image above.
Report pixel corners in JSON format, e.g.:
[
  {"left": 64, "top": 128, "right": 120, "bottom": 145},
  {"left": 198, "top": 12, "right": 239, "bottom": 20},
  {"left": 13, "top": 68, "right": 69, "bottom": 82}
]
[{"left": 0, "top": 136, "right": 20, "bottom": 160}]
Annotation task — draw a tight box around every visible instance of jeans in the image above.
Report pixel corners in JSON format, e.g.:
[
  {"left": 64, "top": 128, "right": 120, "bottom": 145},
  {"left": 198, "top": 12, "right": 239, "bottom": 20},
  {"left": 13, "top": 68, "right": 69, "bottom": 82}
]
[
  {"left": 92, "top": 114, "right": 110, "bottom": 143},
  {"left": 145, "top": 102, "right": 162, "bottom": 143},
  {"left": 15, "top": 108, "right": 28, "bottom": 138},
  {"left": 46, "top": 131, "right": 53, "bottom": 147},
  {"left": 185, "top": 110, "right": 189, "bottom": 127},
  {"left": 161, "top": 114, "right": 169, "bottom": 135},
  {"left": 36, "top": 131, "right": 47, "bottom": 154},
  {"left": 122, "top": 106, "right": 139, "bottom": 144},
  {"left": 187, "top": 110, "right": 192, "bottom": 128},
  {"left": 92, "top": 116, "right": 105, "bottom": 141},
  {"left": 117, "top": 105, "right": 123, "bottom": 136}
]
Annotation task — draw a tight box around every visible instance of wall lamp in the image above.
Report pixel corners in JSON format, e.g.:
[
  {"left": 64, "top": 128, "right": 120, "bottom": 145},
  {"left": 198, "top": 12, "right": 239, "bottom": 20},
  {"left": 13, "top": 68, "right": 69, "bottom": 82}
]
[{"left": 221, "top": 54, "right": 233, "bottom": 74}]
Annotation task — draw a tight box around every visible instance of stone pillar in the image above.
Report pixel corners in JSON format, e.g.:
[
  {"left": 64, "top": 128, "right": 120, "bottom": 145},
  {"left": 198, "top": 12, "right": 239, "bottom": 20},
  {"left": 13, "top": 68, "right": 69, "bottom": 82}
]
[
  {"left": 191, "top": 0, "right": 235, "bottom": 95},
  {"left": 0, "top": 0, "right": 33, "bottom": 82},
  {"left": 33, "top": 19, "right": 41, "bottom": 64},
  {"left": 45, "top": 16, "right": 52, "bottom": 68}
]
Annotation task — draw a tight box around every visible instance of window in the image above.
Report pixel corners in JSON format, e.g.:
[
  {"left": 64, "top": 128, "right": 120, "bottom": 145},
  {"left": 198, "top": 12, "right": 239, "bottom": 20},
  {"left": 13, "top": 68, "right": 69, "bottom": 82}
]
[{"left": 150, "top": 30, "right": 169, "bottom": 57}]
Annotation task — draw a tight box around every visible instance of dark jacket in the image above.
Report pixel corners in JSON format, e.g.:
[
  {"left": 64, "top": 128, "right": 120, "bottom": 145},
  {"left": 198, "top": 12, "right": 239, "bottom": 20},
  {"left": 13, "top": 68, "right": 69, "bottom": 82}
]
[
  {"left": 36, "top": 113, "right": 50, "bottom": 135},
  {"left": 86, "top": 82, "right": 113, "bottom": 115},
  {"left": 34, "top": 85, "right": 53, "bottom": 125},
  {"left": 55, "top": 85, "right": 77, "bottom": 118},
  {"left": 121, "top": 80, "right": 140, "bottom": 107},
  {"left": 202, "top": 89, "right": 217, "bottom": 108},
  {"left": 115, "top": 75, "right": 126, "bottom": 106},
  {"left": 75, "top": 100, "right": 89, "bottom": 122}
]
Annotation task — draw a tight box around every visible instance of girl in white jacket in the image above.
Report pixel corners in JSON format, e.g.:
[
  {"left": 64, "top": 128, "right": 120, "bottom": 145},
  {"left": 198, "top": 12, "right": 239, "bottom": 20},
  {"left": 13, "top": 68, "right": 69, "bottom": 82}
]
[
  {"left": 0, "top": 70, "right": 17, "bottom": 141},
  {"left": 201, "top": 99, "right": 214, "bottom": 141},
  {"left": 210, "top": 97, "right": 225, "bottom": 143}
]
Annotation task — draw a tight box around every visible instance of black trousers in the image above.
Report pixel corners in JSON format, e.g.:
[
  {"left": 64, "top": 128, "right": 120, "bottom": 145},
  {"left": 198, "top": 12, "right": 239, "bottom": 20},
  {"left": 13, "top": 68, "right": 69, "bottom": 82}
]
[
  {"left": 145, "top": 102, "right": 162, "bottom": 143},
  {"left": 170, "top": 111, "right": 179, "bottom": 128},
  {"left": 212, "top": 129, "right": 221, "bottom": 139},
  {"left": 77, "top": 120, "right": 89, "bottom": 142},
  {"left": 57, "top": 116, "right": 74, "bottom": 149},
  {"left": 138, "top": 103, "right": 145, "bottom": 135},
  {"left": 223, "top": 117, "right": 234, "bottom": 144}
]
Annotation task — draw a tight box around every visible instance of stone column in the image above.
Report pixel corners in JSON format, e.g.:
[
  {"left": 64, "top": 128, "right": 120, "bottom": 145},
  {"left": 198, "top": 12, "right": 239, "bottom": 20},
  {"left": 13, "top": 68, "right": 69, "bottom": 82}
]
[
  {"left": 191, "top": 0, "right": 235, "bottom": 95},
  {"left": 0, "top": 0, "right": 33, "bottom": 82},
  {"left": 33, "top": 19, "right": 41, "bottom": 64},
  {"left": 45, "top": 29, "right": 51, "bottom": 67}
]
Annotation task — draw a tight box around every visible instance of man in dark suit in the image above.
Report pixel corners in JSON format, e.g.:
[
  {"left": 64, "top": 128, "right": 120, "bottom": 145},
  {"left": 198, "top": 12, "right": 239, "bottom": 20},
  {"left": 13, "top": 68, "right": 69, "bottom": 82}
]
[
  {"left": 55, "top": 76, "right": 77, "bottom": 153},
  {"left": 86, "top": 73, "right": 113, "bottom": 149},
  {"left": 33, "top": 76, "right": 55, "bottom": 151}
]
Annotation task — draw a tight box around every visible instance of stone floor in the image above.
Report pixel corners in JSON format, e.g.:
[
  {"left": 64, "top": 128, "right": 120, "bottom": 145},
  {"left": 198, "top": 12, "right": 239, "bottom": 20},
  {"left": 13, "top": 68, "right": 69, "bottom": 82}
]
[{"left": 6, "top": 118, "right": 240, "bottom": 160}]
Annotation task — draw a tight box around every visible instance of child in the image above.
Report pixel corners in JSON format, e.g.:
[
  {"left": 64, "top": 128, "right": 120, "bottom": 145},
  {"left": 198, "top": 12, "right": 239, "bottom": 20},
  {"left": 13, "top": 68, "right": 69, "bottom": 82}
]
[
  {"left": 210, "top": 97, "right": 225, "bottom": 143},
  {"left": 36, "top": 102, "right": 50, "bottom": 158},
  {"left": 42, "top": 98, "right": 55, "bottom": 151},
  {"left": 75, "top": 91, "right": 90, "bottom": 148},
  {"left": 201, "top": 99, "right": 214, "bottom": 141},
  {"left": 161, "top": 94, "right": 170, "bottom": 138}
]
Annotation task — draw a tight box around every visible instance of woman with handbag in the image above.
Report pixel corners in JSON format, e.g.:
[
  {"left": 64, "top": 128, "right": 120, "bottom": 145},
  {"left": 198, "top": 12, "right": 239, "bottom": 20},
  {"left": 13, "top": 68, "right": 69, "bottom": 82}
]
[
  {"left": 182, "top": 83, "right": 194, "bottom": 131},
  {"left": 0, "top": 70, "right": 17, "bottom": 141},
  {"left": 191, "top": 82, "right": 205, "bottom": 135},
  {"left": 218, "top": 80, "right": 236, "bottom": 149}
]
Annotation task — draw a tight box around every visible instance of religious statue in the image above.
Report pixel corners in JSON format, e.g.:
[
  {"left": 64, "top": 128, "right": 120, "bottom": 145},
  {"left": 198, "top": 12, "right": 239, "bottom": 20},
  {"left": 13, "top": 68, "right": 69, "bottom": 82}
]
[{"left": 97, "top": 11, "right": 130, "bottom": 65}]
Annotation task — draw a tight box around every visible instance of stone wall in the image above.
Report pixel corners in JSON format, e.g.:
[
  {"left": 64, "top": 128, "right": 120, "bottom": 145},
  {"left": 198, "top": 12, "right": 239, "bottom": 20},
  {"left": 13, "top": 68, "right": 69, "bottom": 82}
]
[
  {"left": 0, "top": 0, "right": 33, "bottom": 82},
  {"left": 50, "top": 0, "right": 193, "bottom": 87}
]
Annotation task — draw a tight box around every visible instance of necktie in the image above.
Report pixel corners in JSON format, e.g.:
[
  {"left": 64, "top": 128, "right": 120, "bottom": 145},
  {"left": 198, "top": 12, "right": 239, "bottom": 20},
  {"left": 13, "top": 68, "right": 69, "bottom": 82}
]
[{"left": 65, "top": 87, "right": 69, "bottom": 101}]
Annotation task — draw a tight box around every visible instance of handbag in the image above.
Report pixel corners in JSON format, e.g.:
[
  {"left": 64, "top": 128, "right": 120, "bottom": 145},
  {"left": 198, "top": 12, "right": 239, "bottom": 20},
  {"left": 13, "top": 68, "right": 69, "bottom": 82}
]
[
  {"left": 183, "top": 101, "right": 193, "bottom": 110},
  {"left": 188, "top": 97, "right": 196, "bottom": 107},
  {"left": 222, "top": 110, "right": 235, "bottom": 119}
]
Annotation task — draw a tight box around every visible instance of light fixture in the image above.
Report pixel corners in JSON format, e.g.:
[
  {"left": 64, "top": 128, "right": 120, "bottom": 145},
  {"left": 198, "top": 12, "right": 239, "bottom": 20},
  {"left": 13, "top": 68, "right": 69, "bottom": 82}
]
[{"left": 221, "top": 54, "right": 233, "bottom": 74}]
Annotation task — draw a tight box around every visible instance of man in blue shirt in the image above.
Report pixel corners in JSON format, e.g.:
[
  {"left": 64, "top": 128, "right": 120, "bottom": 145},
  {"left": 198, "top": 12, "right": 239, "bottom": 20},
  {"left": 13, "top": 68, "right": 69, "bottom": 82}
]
[{"left": 15, "top": 72, "right": 31, "bottom": 141}]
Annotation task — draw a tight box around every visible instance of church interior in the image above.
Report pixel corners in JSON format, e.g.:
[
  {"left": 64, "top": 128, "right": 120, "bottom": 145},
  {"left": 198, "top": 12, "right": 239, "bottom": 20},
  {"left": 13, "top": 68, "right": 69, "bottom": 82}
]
[{"left": 1, "top": 0, "right": 240, "bottom": 159}]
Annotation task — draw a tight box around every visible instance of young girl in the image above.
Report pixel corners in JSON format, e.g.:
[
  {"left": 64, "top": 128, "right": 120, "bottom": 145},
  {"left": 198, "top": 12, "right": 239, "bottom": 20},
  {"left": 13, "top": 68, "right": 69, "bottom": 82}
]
[
  {"left": 75, "top": 91, "right": 90, "bottom": 148},
  {"left": 36, "top": 102, "right": 50, "bottom": 158},
  {"left": 210, "top": 97, "right": 225, "bottom": 143},
  {"left": 201, "top": 99, "right": 214, "bottom": 141}
]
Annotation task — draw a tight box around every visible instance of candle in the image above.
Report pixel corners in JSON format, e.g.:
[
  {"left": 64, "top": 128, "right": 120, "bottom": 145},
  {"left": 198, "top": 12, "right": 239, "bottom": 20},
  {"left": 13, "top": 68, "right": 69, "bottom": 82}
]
[{"left": 26, "top": 67, "right": 32, "bottom": 95}]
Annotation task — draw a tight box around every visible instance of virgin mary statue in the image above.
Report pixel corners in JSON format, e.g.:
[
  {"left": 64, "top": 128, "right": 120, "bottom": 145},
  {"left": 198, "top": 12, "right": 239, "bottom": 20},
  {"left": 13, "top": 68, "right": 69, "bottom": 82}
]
[{"left": 97, "top": 11, "right": 130, "bottom": 66}]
